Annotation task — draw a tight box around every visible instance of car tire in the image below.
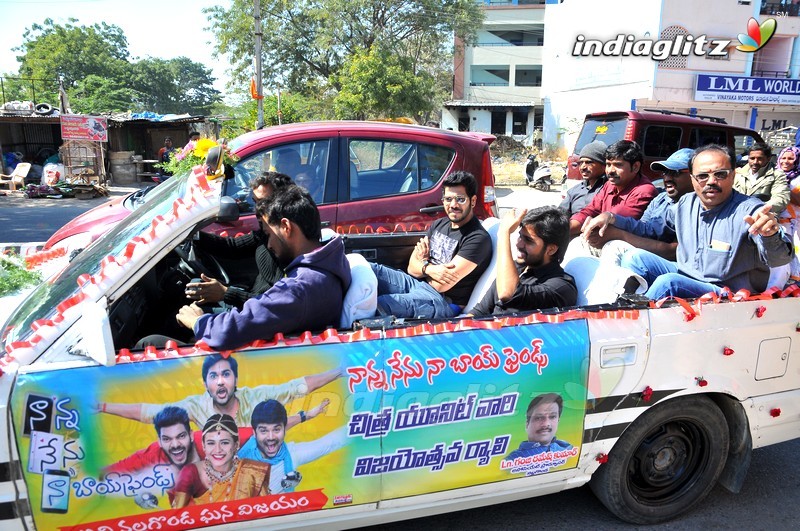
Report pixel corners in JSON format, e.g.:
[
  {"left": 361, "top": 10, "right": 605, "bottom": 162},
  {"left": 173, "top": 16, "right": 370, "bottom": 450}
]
[
  {"left": 34, "top": 103, "right": 54, "bottom": 115},
  {"left": 589, "top": 395, "right": 729, "bottom": 525}
]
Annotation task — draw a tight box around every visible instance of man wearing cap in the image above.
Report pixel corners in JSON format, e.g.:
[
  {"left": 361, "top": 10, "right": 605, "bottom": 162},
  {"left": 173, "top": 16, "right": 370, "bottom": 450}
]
[
  {"left": 584, "top": 148, "right": 696, "bottom": 261},
  {"left": 560, "top": 141, "right": 607, "bottom": 215},
  {"left": 568, "top": 140, "right": 658, "bottom": 239},
  {"left": 582, "top": 144, "right": 792, "bottom": 299}
]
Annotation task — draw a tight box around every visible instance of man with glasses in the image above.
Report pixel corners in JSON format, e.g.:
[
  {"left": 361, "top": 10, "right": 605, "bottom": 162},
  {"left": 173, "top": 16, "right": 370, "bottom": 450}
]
[
  {"left": 560, "top": 141, "right": 608, "bottom": 215},
  {"left": 369, "top": 171, "right": 492, "bottom": 319},
  {"left": 584, "top": 144, "right": 792, "bottom": 299},
  {"left": 734, "top": 142, "right": 789, "bottom": 214}
]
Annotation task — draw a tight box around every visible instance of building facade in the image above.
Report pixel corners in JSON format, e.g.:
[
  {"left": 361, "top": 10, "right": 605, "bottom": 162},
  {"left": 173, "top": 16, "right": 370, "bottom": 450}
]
[
  {"left": 542, "top": 0, "right": 800, "bottom": 154},
  {"left": 442, "top": 0, "right": 547, "bottom": 146}
]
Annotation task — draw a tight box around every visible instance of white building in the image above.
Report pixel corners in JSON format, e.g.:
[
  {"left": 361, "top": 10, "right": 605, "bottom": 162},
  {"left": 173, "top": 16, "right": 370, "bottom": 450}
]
[
  {"left": 441, "top": 0, "right": 546, "bottom": 146},
  {"left": 542, "top": 0, "right": 800, "bottom": 154}
]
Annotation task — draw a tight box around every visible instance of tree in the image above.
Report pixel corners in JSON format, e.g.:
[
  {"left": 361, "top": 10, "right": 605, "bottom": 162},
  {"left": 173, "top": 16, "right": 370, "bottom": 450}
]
[
  {"left": 12, "top": 19, "right": 221, "bottom": 114},
  {"left": 205, "top": 0, "right": 482, "bottom": 117},
  {"left": 14, "top": 18, "right": 131, "bottom": 104},
  {"left": 68, "top": 75, "right": 143, "bottom": 114},
  {"left": 131, "top": 58, "right": 220, "bottom": 115},
  {"left": 334, "top": 46, "right": 434, "bottom": 120}
]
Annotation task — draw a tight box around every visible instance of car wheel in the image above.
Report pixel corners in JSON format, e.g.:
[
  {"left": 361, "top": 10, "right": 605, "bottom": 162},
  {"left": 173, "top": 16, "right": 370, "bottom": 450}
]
[{"left": 589, "top": 395, "right": 729, "bottom": 525}]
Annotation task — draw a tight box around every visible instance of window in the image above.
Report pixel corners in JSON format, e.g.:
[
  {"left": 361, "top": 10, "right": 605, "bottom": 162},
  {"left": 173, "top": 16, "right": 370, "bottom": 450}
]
[
  {"left": 689, "top": 128, "right": 727, "bottom": 148},
  {"left": 348, "top": 140, "right": 454, "bottom": 199},
  {"left": 642, "top": 126, "right": 682, "bottom": 157},
  {"left": 228, "top": 140, "right": 331, "bottom": 207}
]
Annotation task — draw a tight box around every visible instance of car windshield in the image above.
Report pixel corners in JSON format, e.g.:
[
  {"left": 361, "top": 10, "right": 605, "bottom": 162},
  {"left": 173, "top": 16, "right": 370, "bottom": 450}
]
[
  {"left": 1, "top": 175, "right": 194, "bottom": 350},
  {"left": 574, "top": 117, "right": 628, "bottom": 154}
]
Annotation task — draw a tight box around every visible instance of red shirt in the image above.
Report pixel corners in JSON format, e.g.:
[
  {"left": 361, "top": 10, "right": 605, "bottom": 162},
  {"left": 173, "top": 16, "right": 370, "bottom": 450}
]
[{"left": 571, "top": 173, "right": 658, "bottom": 226}]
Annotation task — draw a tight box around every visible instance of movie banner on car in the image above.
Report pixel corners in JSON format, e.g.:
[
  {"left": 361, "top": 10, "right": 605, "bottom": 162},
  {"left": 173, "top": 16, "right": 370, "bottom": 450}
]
[
  {"left": 344, "top": 320, "right": 589, "bottom": 499},
  {"left": 11, "top": 320, "right": 589, "bottom": 530}
]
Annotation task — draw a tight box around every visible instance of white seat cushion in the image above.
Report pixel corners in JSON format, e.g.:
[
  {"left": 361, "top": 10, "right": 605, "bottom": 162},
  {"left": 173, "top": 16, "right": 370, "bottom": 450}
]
[
  {"left": 463, "top": 217, "right": 502, "bottom": 313},
  {"left": 340, "top": 253, "right": 378, "bottom": 328}
]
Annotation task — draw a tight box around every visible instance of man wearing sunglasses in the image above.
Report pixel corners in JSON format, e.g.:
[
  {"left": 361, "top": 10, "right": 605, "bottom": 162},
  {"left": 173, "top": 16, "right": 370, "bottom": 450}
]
[
  {"left": 370, "top": 171, "right": 492, "bottom": 319},
  {"left": 586, "top": 145, "right": 792, "bottom": 299},
  {"left": 734, "top": 142, "right": 789, "bottom": 215}
]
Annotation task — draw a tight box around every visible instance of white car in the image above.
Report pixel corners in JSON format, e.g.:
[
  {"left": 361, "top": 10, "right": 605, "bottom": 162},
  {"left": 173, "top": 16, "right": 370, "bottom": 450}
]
[{"left": 1, "top": 166, "right": 798, "bottom": 530}]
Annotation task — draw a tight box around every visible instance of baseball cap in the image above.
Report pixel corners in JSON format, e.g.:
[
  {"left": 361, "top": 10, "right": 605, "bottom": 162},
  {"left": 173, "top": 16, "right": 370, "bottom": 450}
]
[{"left": 650, "top": 148, "right": 694, "bottom": 172}]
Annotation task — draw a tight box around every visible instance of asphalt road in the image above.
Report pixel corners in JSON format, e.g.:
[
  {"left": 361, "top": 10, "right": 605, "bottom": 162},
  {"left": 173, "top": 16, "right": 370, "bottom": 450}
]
[{"left": 2, "top": 184, "right": 799, "bottom": 529}]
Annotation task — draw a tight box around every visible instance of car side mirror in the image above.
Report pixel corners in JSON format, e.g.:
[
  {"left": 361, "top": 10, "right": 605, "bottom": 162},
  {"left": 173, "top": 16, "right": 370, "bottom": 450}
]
[{"left": 217, "top": 196, "right": 240, "bottom": 223}]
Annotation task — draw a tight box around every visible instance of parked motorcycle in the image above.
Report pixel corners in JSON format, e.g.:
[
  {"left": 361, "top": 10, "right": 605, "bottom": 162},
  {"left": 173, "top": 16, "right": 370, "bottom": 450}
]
[{"left": 528, "top": 163, "right": 554, "bottom": 191}]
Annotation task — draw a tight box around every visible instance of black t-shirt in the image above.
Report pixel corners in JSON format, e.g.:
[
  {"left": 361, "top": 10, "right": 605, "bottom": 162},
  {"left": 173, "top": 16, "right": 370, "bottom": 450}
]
[
  {"left": 427, "top": 216, "right": 492, "bottom": 307},
  {"left": 470, "top": 261, "right": 577, "bottom": 316}
]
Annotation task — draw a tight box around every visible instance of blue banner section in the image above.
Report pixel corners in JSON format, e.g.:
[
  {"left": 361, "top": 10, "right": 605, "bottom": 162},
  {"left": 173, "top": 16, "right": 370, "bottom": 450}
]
[{"left": 695, "top": 74, "right": 800, "bottom": 105}]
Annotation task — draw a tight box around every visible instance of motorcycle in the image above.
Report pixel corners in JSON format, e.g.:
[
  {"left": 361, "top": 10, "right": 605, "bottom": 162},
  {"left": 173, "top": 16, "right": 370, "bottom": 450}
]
[{"left": 528, "top": 163, "right": 554, "bottom": 191}]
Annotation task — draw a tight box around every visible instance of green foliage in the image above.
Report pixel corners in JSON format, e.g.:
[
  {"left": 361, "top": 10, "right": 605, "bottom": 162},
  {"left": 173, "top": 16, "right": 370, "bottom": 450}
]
[
  {"left": 0, "top": 254, "right": 42, "bottom": 298},
  {"left": 10, "top": 18, "right": 220, "bottom": 114},
  {"left": 205, "top": 0, "right": 482, "bottom": 117},
  {"left": 334, "top": 46, "right": 434, "bottom": 120}
]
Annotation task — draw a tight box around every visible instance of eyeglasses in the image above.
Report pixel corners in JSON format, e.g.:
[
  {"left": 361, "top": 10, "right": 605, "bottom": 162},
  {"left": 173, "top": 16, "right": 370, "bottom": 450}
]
[
  {"left": 692, "top": 169, "right": 733, "bottom": 185},
  {"left": 442, "top": 195, "right": 468, "bottom": 204}
]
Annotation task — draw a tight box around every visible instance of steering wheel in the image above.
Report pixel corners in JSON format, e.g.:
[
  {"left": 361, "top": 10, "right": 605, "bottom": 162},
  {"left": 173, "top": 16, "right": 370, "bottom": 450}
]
[{"left": 172, "top": 239, "right": 231, "bottom": 286}]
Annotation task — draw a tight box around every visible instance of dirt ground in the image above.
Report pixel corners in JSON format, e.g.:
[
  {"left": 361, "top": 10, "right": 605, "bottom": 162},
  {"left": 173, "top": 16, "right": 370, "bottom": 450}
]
[{"left": 492, "top": 159, "right": 567, "bottom": 186}]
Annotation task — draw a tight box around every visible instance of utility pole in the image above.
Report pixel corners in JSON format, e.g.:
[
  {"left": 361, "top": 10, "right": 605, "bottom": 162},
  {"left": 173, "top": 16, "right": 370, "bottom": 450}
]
[{"left": 254, "top": 0, "right": 264, "bottom": 129}]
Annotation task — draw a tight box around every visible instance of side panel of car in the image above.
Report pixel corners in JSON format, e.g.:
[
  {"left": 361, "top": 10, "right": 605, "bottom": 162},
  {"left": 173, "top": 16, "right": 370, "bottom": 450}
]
[{"left": 8, "top": 318, "right": 592, "bottom": 530}]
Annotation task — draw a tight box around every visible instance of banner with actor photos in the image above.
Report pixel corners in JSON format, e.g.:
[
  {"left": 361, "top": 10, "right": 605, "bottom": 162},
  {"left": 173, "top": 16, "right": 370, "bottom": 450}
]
[{"left": 11, "top": 320, "right": 589, "bottom": 530}]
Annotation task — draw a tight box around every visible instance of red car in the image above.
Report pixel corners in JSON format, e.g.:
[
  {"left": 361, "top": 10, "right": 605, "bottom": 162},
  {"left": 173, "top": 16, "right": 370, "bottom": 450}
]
[{"left": 46, "top": 121, "right": 498, "bottom": 252}]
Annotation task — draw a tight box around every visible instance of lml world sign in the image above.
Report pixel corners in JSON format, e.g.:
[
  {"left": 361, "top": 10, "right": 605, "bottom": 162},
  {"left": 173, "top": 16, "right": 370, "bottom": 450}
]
[{"left": 695, "top": 74, "right": 800, "bottom": 105}]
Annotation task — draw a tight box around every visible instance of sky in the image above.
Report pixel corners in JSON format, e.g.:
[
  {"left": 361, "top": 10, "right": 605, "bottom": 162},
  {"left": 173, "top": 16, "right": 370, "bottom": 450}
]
[{"left": 0, "top": 0, "right": 236, "bottom": 99}]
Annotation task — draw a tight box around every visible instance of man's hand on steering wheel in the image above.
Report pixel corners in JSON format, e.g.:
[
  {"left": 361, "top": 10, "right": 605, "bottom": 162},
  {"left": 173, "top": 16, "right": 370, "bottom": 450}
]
[{"left": 185, "top": 273, "right": 228, "bottom": 304}]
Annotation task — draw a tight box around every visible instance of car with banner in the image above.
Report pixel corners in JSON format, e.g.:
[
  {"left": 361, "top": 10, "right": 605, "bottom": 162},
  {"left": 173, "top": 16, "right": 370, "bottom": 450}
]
[
  {"left": 44, "top": 121, "right": 499, "bottom": 258},
  {"left": 1, "top": 164, "right": 799, "bottom": 530}
]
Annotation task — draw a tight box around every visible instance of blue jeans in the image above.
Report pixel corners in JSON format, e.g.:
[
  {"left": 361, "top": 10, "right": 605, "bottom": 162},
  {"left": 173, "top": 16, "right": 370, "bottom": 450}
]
[
  {"left": 370, "top": 263, "right": 459, "bottom": 319},
  {"left": 621, "top": 249, "right": 721, "bottom": 299}
]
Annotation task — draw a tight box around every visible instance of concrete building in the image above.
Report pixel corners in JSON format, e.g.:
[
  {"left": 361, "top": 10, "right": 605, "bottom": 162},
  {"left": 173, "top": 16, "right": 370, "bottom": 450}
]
[
  {"left": 442, "top": 0, "right": 547, "bottom": 146},
  {"left": 542, "top": 0, "right": 800, "bottom": 154}
]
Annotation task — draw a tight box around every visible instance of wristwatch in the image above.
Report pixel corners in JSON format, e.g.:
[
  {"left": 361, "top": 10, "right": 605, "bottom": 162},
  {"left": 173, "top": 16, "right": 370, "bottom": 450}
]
[{"left": 421, "top": 260, "right": 430, "bottom": 277}]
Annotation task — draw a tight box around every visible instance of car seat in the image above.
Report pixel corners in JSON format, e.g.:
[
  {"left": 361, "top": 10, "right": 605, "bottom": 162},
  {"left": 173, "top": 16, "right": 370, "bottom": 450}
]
[
  {"left": 349, "top": 161, "right": 360, "bottom": 198},
  {"left": 340, "top": 252, "right": 378, "bottom": 328},
  {"left": 462, "top": 217, "right": 502, "bottom": 313}
]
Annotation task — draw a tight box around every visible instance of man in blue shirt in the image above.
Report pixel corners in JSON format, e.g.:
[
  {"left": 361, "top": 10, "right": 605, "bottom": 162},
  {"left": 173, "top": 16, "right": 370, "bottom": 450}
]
[
  {"left": 505, "top": 393, "right": 572, "bottom": 460},
  {"left": 583, "top": 145, "right": 792, "bottom": 299}
]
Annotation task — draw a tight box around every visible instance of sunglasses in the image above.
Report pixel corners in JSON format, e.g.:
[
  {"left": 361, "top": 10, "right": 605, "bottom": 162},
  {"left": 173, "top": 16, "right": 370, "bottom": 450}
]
[
  {"left": 692, "top": 169, "right": 733, "bottom": 185},
  {"left": 442, "top": 195, "right": 468, "bottom": 205}
]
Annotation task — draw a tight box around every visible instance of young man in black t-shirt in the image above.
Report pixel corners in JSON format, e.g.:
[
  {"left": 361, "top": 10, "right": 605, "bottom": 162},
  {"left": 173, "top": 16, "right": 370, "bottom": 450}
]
[
  {"left": 370, "top": 171, "right": 492, "bottom": 319},
  {"left": 469, "top": 206, "right": 576, "bottom": 317}
]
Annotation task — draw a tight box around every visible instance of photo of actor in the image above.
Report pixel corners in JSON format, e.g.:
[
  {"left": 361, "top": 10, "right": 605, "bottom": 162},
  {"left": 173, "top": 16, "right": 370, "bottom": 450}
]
[
  {"left": 506, "top": 393, "right": 573, "bottom": 460},
  {"left": 105, "top": 406, "right": 199, "bottom": 476},
  {"left": 99, "top": 353, "right": 339, "bottom": 428},
  {"left": 238, "top": 399, "right": 347, "bottom": 494},
  {"left": 171, "top": 414, "right": 270, "bottom": 507}
]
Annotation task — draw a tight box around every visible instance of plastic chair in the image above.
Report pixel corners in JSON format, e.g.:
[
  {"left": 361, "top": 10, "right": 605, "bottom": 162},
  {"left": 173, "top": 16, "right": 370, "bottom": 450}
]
[{"left": 0, "top": 163, "right": 31, "bottom": 191}]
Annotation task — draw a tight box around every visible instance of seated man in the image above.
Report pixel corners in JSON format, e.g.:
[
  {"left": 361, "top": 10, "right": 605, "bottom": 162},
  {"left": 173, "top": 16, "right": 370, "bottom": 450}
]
[
  {"left": 586, "top": 144, "right": 792, "bottom": 299},
  {"left": 584, "top": 148, "right": 696, "bottom": 267},
  {"left": 370, "top": 171, "right": 492, "bottom": 319},
  {"left": 469, "top": 206, "right": 576, "bottom": 316},
  {"left": 569, "top": 140, "right": 658, "bottom": 238},
  {"left": 294, "top": 164, "right": 323, "bottom": 204},
  {"left": 563, "top": 140, "right": 658, "bottom": 263},
  {"left": 176, "top": 185, "right": 352, "bottom": 351},
  {"left": 185, "top": 172, "right": 293, "bottom": 309},
  {"left": 734, "top": 141, "right": 789, "bottom": 215},
  {"left": 559, "top": 140, "right": 607, "bottom": 215}
]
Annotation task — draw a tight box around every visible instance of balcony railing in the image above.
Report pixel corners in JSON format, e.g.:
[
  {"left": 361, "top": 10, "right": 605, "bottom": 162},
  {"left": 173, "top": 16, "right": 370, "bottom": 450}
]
[
  {"left": 760, "top": 0, "right": 800, "bottom": 16},
  {"left": 469, "top": 82, "right": 510, "bottom": 86},
  {"left": 752, "top": 70, "right": 790, "bottom": 78}
]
